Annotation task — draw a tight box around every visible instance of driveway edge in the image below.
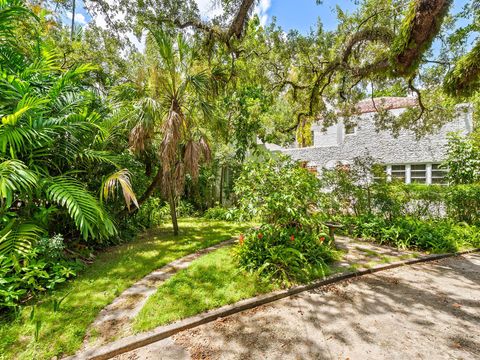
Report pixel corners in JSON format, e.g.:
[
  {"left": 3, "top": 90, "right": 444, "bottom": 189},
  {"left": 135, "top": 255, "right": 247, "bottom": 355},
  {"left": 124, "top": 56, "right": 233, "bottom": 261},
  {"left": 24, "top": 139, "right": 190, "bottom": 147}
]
[{"left": 67, "top": 248, "right": 479, "bottom": 360}]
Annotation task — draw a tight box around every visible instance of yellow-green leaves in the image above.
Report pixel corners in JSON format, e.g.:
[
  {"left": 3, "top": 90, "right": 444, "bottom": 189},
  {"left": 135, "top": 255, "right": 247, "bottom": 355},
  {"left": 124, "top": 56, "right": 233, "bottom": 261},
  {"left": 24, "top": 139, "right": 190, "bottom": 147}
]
[{"left": 102, "top": 169, "right": 139, "bottom": 211}]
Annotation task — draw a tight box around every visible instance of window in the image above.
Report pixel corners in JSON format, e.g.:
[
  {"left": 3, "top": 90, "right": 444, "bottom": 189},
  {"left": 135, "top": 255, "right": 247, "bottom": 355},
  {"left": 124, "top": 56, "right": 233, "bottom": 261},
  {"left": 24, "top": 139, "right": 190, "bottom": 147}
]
[
  {"left": 431, "top": 164, "right": 448, "bottom": 185},
  {"left": 345, "top": 123, "right": 356, "bottom": 135},
  {"left": 410, "top": 164, "right": 426, "bottom": 184},
  {"left": 391, "top": 165, "right": 406, "bottom": 182}
]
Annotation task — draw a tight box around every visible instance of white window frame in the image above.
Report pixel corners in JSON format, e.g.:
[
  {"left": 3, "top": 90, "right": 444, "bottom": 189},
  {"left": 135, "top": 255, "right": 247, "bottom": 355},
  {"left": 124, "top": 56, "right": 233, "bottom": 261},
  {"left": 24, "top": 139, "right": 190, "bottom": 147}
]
[
  {"left": 384, "top": 163, "right": 437, "bottom": 185},
  {"left": 410, "top": 164, "right": 427, "bottom": 184},
  {"left": 431, "top": 163, "right": 448, "bottom": 185}
]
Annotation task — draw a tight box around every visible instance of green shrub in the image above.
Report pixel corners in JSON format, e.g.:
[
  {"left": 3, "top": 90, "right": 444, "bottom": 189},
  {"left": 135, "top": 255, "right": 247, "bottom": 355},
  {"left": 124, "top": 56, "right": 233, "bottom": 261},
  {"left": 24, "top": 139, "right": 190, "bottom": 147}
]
[
  {"left": 445, "top": 185, "right": 480, "bottom": 224},
  {"left": 444, "top": 132, "right": 480, "bottom": 185},
  {"left": 203, "top": 206, "right": 249, "bottom": 222},
  {"left": 0, "top": 236, "right": 83, "bottom": 311},
  {"left": 235, "top": 225, "right": 338, "bottom": 285},
  {"left": 235, "top": 155, "right": 322, "bottom": 226},
  {"left": 234, "top": 155, "right": 338, "bottom": 284},
  {"left": 343, "top": 215, "right": 479, "bottom": 253}
]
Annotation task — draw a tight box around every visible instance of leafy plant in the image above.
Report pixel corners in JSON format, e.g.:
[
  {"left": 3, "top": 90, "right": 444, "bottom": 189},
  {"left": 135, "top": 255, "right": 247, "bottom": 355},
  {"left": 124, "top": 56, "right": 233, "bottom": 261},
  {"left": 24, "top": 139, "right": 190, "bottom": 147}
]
[
  {"left": 235, "top": 225, "right": 337, "bottom": 285},
  {"left": 235, "top": 154, "right": 323, "bottom": 227}
]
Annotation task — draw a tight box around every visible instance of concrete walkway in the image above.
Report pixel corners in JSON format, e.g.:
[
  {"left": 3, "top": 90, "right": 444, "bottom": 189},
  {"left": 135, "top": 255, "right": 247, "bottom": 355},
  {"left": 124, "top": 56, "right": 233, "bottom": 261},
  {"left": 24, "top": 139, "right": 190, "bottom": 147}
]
[
  {"left": 82, "top": 238, "right": 237, "bottom": 350},
  {"left": 113, "top": 253, "right": 480, "bottom": 360}
]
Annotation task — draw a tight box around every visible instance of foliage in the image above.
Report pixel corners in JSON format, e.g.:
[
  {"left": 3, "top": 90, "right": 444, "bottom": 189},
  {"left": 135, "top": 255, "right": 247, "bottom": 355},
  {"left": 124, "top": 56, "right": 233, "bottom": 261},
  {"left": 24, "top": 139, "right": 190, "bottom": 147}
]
[
  {"left": 444, "top": 131, "right": 480, "bottom": 184},
  {"left": 320, "top": 159, "right": 462, "bottom": 222},
  {"left": 203, "top": 206, "right": 247, "bottom": 222},
  {"left": 322, "top": 159, "right": 480, "bottom": 252},
  {"left": 445, "top": 184, "right": 480, "bottom": 224},
  {"left": 235, "top": 155, "right": 323, "bottom": 227},
  {"left": 0, "top": 235, "right": 82, "bottom": 311},
  {"left": 235, "top": 224, "right": 338, "bottom": 285},
  {"left": 321, "top": 156, "right": 384, "bottom": 216},
  {"left": 0, "top": 0, "right": 139, "bottom": 259},
  {"left": 342, "top": 215, "right": 480, "bottom": 253},
  {"left": 0, "top": 218, "right": 250, "bottom": 360},
  {"left": 134, "top": 246, "right": 276, "bottom": 332}
]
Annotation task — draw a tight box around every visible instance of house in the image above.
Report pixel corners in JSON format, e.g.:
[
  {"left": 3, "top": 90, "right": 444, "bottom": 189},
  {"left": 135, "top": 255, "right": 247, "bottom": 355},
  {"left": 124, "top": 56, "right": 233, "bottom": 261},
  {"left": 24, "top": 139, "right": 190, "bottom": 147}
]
[{"left": 265, "top": 97, "right": 474, "bottom": 185}]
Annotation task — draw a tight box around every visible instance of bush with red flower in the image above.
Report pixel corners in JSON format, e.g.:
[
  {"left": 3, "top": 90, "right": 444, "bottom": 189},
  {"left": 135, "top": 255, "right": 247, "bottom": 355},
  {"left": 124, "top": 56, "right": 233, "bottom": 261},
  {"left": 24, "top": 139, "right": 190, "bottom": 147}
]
[{"left": 235, "top": 224, "right": 337, "bottom": 284}]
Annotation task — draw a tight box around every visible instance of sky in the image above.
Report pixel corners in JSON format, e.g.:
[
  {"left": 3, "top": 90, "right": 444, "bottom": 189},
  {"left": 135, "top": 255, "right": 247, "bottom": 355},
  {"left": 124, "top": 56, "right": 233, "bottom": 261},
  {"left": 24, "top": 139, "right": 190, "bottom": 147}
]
[
  {"left": 70, "top": 0, "right": 360, "bottom": 33},
  {"left": 70, "top": 0, "right": 472, "bottom": 45}
]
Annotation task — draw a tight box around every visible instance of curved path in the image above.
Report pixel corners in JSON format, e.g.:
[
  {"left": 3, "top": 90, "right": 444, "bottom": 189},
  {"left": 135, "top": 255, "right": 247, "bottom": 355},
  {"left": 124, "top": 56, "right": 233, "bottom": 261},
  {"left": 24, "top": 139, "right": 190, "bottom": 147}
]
[
  {"left": 115, "top": 252, "right": 480, "bottom": 360},
  {"left": 82, "top": 238, "right": 237, "bottom": 350}
]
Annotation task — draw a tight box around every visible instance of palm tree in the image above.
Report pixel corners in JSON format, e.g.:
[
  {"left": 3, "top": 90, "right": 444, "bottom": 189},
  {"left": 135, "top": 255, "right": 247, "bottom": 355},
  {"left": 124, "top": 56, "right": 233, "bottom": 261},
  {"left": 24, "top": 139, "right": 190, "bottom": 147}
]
[
  {"left": 0, "top": 0, "right": 137, "bottom": 255},
  {"left": 127, "top": 29, "right": 214, "bottom": 235}
]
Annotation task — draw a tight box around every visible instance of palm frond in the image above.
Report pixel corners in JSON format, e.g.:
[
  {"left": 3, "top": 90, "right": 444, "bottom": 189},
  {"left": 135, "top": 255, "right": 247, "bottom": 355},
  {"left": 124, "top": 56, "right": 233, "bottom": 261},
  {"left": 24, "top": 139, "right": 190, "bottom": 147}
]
[
  {"left": 0, "top": 159, "right": 37, "bottom": 207},
  {"left": 76, "top": 149, "right": 119, "bottom": 166},
  {"left": 0, "top": 220, "right": 43, "bottom": 256},
  {"left": 183, "top": 140, "right": 201, "bottom": 180},
  {"left": 102, "top": 169, "right": 138, "bottom": 211},
  {"left": 45, "top": 177, "right": 117, "bottom": 240},
  {"left": 0, "top": 124, "right": 49, "bottom": 157},
  {"left": 160, "top": 108, "right": 183, "bottom": 172},
  {"left": 48, "top": 63, "right": 98, "bottom": 99}
]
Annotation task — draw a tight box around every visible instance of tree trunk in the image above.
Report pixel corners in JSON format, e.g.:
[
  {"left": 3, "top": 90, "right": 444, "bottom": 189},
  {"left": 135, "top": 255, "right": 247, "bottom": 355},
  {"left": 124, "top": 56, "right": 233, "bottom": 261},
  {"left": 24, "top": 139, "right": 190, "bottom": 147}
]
[
  {"left": 70, "top": 0, "right": 76, "bottom": 40},
  {"left": 219, "top": 165, "right": 225, "bottom": 206},
  {"left": 169, "top": 189, "right": 179, "bottom": 236},
  {"left": 138, "top": 167, "right": 163, "bottom": 206}
]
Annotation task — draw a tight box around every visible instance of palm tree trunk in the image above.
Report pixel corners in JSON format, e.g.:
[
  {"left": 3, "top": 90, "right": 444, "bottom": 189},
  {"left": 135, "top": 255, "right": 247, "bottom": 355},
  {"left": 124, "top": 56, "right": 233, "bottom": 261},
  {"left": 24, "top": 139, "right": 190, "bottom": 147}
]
[{"left": 169, "top": 189, "right": 179, "bottom": 236}]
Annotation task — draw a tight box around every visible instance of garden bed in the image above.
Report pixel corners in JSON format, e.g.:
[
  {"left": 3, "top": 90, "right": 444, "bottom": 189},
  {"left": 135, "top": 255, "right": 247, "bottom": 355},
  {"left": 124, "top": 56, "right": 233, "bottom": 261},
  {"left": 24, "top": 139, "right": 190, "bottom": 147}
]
[{"left": 0, "top": 219, "right": 250, "bottom": 360}]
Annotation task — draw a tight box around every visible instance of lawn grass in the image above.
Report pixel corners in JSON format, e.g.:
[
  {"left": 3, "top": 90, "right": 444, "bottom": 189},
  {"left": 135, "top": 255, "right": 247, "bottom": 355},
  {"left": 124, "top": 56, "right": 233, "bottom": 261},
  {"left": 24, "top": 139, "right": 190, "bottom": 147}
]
[
  {"left": 133, "top": 246, "right": 279, "bottom": 332},
  {"left": 0, "top": 218, "right": 250, "bottom": 360}
]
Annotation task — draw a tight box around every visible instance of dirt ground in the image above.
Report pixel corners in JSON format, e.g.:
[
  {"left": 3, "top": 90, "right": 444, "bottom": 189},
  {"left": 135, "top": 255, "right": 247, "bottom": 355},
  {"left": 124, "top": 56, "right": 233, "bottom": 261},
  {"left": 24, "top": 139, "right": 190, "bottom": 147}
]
[{"left": 114, "top": 253, "right": 480, "bottom": 360}]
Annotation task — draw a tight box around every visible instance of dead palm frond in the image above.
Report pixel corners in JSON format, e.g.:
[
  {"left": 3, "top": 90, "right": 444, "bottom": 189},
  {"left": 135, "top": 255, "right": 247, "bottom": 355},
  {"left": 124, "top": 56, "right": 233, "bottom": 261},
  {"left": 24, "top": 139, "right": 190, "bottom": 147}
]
[
  {"left": 102, "top": 169, "right": 139, "bottom": 211},
  {"left": 160, "top": 107, "right": 183, "bottom": 172},
  {"left": 184, "top": 140, "right": 201, "bottom": 180}
]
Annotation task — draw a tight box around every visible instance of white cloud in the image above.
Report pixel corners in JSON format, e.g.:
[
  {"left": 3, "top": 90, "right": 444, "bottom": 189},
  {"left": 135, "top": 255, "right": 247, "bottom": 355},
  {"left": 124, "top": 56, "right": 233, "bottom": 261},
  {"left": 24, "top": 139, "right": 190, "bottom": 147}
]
[
  {"left": 195, "top": 0, "right": 223, "bottom": 20},
  {"left": 195, "top": 0, "right": 271, "bottom": 26},
  {"left": 254, "top": 0, "right": 271, "bottom": 27},
  {"left": 66, "top": 12, "right": 87, "bottom": 25}
]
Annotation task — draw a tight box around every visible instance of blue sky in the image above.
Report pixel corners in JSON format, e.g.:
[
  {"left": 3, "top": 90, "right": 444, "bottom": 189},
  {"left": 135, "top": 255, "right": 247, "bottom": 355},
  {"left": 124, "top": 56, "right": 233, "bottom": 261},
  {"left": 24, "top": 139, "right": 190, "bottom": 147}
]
[
  {"left": 268, "top": 0, "right": 357, "bottom": 33},
  {"left": 72, "top": 0, "right": 471, "bottom": 35}
]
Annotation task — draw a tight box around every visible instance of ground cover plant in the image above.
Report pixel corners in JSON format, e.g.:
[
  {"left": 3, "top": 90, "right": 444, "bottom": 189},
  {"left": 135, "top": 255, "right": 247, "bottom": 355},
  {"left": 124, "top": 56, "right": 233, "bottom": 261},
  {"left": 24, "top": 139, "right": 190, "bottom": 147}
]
[
  {"left": 0, "top": 219, "right": 249, "bottom": 360},
  {"left": 341, "top": 215, "right": 480, "bottom": 253}
]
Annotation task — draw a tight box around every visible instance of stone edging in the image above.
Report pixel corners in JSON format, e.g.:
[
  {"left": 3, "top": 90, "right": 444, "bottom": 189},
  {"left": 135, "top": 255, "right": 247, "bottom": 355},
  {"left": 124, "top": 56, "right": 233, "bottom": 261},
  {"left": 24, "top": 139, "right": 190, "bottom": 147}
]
[{"left": 66, "top": 248, "right": 479, "bottom": 360}]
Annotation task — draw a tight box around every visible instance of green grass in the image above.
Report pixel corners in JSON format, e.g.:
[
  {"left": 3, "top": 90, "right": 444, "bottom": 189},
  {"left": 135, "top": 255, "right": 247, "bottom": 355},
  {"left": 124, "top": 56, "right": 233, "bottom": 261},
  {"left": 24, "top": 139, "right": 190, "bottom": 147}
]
[
  {"left": 355, "top": 246, "right": 381, "bottom": 257},
  {"left": 0, "top": 218, "right": 250, "bottom": 360},
  {"left": 133, "top": 246, "right": 279, "bottom": 332}
]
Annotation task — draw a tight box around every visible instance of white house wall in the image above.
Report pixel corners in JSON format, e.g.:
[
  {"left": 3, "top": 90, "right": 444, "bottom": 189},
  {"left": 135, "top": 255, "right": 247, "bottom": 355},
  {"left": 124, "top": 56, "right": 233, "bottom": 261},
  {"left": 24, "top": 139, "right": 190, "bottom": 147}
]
[{"left": 282, "top": 106, "right": 473, "bottom": 169}]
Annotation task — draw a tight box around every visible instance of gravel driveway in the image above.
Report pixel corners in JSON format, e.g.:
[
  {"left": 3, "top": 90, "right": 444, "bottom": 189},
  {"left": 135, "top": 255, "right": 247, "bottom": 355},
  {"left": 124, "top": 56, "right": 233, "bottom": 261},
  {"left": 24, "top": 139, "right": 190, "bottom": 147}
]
[{"left": 116, "top": 253, "right": 480, "bottom": 360}]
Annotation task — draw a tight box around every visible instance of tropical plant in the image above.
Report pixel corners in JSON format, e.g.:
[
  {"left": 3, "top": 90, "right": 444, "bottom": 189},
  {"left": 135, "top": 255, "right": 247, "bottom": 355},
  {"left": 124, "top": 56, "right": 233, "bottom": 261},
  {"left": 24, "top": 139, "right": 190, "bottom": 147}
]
[
  {"left": 342, "top": 214, "right": 480, "bottom": 253},
  {"left": 0, "top": 0, "right": 136, "bottom": 256},
  {"left": 444, "top": 131, "right": 480, "bottom": 184},
  {"left": 235, "top": 154, "right": 323, "bottom": 227},
  {"left": 122, "top": 29, "right": 216, "bottom": 235},
  {"left": 235, "top": 224, "right": 337, "bottom": 285}
]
